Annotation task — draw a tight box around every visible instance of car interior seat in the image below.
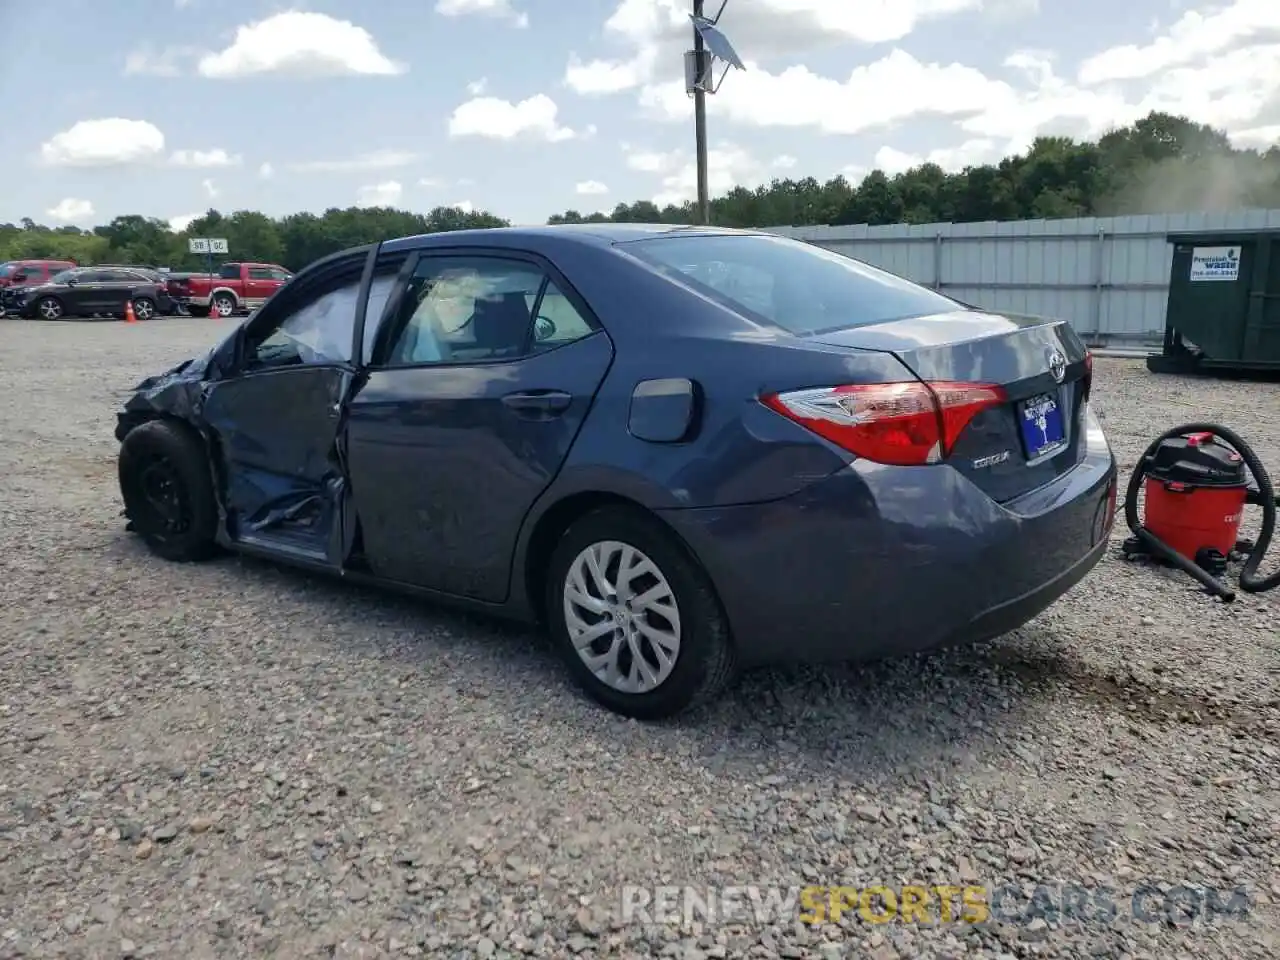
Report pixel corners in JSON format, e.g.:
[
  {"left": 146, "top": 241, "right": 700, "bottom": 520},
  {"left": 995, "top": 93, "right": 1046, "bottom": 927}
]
[{"left": 471, "top": 292, "right": 532, "bottom": 357}]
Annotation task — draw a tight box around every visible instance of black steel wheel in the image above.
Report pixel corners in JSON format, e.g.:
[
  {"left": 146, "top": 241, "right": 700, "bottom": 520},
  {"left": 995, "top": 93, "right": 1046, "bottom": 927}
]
[{"left": 118, "top": 419, "right": 219, "bottom": 562}]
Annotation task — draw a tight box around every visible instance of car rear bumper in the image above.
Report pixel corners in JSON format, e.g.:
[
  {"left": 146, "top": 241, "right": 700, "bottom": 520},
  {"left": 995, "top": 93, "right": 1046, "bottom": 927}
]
[{"left": 659, "top": 408, "right": 1117, "bottom": 667}]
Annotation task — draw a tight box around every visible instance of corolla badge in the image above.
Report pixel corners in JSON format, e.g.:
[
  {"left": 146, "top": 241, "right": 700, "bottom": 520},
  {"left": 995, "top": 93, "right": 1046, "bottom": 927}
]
[{"left": 1047, "top": 348, "right": 1067, "bottom": 383}]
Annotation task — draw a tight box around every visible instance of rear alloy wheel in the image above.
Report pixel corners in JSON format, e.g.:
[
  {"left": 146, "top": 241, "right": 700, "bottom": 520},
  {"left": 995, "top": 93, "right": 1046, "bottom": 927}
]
[
  {"left": 37, "top": 297, "right": 63, "bottom": 321},
  {"left": 118, "top": 420, "right": 219, "bottom": 562},
  {"left": 131, "top": 297, "right": 156, "bottom": 321},
  {"left": 546, "top": 507, "right": 735, "bottom": 719},
  {"left": 212, "top": 294, "right": 236, "bottom": 318}
]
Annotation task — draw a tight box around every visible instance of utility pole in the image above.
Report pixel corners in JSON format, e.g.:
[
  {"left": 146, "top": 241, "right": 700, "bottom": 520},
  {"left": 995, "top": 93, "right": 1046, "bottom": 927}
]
[{"left": 692, "top": 0, "right": 710, "bottom": 225}]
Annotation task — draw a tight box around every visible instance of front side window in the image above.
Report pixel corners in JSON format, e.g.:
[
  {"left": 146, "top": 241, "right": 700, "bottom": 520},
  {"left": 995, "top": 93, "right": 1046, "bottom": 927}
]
[
  {"left": 383, "top": 257, "right": 592, "bottom": 366},
  {"left": 248, "top": 267, "right": 273, "bottom": 280},
  {"left": 249, "top": 277, "right": 361, "bottom": 369},
  {"left": 623, "top": 233, "right": 964, "bottom": 335},
  {"left": 269, "top": 267, "right": 292, "bottom": 282}
]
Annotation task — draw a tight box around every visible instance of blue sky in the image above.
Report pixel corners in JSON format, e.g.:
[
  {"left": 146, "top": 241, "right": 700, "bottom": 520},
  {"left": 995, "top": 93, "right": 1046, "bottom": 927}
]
[{"left": 6, "top": 0, "right": 1278, "bottom": 230}]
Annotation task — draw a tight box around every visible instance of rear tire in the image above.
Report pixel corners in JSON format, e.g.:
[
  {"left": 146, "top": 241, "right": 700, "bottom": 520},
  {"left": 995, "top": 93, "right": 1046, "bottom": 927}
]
[
  {"left": 118, "top": 420, "right": 219, "bottom": 562},
  {"left": 545, "top": 506, "right": 736, "bottom": 720}
]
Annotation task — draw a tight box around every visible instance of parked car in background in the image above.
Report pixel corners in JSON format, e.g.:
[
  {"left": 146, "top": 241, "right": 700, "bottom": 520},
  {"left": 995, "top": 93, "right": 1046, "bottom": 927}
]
[
  {"left": 0, "top": 259, "right": 77, "bottom": 317},
  {"left": 168, "top": 262, "right": 293, "bottom": 318},
  {"left": 115, "top": 224, "right": 1115, "bottom": 719},
  {"left": 15, "top": 266, "right": 173, "bottom": 321}
]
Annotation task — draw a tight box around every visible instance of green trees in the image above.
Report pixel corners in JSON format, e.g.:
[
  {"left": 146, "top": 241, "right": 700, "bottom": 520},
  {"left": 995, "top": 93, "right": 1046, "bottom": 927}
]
[
  {"left": 6, "top": 112, "right": 1277, "bottom": 270},
  {"left": 551, "top": 112, "right": 1280, "bottom": 228},
  {"left": 0, "top": 205, "right": 508, "bottom": 271}
]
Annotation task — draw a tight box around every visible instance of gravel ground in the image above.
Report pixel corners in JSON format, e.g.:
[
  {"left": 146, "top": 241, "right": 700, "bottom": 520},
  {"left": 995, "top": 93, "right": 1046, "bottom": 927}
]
[{"left": 1, "top": 317, "right": 1278, "bottom": 960}]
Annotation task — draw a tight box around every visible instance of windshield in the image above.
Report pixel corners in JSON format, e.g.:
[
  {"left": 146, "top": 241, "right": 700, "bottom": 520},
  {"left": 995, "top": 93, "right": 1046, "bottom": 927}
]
[
  {"left": 0, "top": 263, "right": 14, "bottom": 278},
  {"left": 622, "top": 233, "right": 964, "bottom": 335}
]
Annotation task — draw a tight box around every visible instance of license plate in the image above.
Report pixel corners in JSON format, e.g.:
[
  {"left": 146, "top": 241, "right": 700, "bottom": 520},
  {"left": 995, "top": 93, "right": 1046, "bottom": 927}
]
[{"left": 1019, "top": 393, "right": 1065, "bottom": 460}]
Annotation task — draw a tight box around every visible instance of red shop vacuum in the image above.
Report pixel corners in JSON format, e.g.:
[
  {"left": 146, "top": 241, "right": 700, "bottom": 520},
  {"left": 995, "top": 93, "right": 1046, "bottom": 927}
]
[{"left": 1122, "top": 423, "right": 1280, "bottom": 601}]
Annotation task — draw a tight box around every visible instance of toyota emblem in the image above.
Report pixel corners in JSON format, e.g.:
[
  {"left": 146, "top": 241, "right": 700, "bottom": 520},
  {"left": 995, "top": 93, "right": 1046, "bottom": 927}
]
[{"left": 1047, "top": 348, "right": 1067, "bottom": 383}]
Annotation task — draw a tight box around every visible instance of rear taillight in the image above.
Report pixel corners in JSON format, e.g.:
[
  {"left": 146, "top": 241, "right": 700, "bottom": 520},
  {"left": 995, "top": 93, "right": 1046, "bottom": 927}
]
[
  {"left": 762, "top": 381, "right": 1007, "bottom": 466},
  {"left": 1082, "top": 348, "right": 1094, "bottom": 400}
]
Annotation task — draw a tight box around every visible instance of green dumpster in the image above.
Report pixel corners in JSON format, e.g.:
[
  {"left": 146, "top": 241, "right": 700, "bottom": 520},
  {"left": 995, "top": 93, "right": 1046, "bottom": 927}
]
[{"left": 1147, "top": 230, "right": 1280, "bottom": 374}]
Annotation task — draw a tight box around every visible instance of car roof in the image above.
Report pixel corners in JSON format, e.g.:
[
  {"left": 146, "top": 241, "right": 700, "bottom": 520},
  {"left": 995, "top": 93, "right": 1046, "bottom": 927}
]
[{"left": 380, "top": 222, "right": 765, "bottom": 254}]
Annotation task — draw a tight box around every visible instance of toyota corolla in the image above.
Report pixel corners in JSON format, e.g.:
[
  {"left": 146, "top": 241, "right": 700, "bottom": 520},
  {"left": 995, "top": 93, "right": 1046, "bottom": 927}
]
[{"left": 115, "top": 225, "right": 1117, "bottom": 719}]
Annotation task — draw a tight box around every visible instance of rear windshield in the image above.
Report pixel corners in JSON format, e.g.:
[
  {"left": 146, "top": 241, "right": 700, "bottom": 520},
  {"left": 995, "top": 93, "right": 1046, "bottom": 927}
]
[{"left": 622, "top": 233, "right": 964, "bottom": 334}]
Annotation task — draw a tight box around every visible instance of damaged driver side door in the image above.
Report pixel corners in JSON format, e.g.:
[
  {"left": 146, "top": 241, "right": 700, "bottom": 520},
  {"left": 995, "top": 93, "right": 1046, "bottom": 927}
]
[{"left": 199, "top": 250, "right": 371, "bottom": 566}]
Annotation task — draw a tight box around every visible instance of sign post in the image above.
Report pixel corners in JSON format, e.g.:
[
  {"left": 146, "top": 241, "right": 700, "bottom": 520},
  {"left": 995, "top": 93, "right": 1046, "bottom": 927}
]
[{"left": 188, "top": 237, "right": 229, "bottom": 277}]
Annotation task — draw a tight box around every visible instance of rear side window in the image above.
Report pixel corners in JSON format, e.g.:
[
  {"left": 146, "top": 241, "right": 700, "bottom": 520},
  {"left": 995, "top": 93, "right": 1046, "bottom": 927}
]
[
  {"left": 219, "top": 264, "right": 240, "bottom": 279},
  {"left": 622, "top": 233, "right": 963, "bottom": 335}
]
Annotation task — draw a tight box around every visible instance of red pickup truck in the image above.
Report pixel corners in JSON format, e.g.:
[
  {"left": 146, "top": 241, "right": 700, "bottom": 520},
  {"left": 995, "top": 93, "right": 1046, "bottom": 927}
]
[{"left": 167, "top": 261, "right": 293, "bottom": 318}]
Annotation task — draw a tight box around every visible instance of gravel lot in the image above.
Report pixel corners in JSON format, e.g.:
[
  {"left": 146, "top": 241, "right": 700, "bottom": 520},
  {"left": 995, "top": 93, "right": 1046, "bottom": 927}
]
[{"left": 1, "top": 317, "right": 1278, "bottom": 960}]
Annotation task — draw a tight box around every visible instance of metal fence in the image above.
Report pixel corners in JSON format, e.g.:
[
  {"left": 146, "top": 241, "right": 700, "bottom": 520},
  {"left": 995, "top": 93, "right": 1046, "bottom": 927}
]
[{"left": 768, "top": 209, "right": 1280, "bottom": 346}]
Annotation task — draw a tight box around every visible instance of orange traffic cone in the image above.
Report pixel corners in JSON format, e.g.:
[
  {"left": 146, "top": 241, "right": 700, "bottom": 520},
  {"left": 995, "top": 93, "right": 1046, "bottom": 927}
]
[{"left": 123, "top": 299, "right": 137, "bottom": 324}]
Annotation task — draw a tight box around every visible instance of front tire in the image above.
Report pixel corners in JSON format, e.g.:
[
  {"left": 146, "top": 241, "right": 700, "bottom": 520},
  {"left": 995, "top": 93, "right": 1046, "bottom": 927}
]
[
  {"left": 545, "top": 506, "right": 735, "bottom": 720},
  {"left": 212, "top": 294, "right": 236, "bottom": 318},
  {"left": 118, "top": 420, "right": 219, "bottom": 562},
  {"left": 36, "top": 296, "right": 63, "bottom": 321}
]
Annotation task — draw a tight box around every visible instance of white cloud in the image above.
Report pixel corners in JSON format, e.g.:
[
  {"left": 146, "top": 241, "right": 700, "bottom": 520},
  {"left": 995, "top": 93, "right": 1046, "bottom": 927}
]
[
  {"left": 202, "top": 178, "right": 218, "bottom": 199},
  {"left": 568, "top": 0, "right": 1280, "bottom": 166},
  {"left": 419, "top": 176, "right": 444, "bottom": 187},
  {"left": 45, "top": 198, "right": 95, "bottom": 224},
  {"left": 124, "top": 45, "right": 197, "bottom": 77},
  {"left": 40, "top": 118, "right": 165, "bottom": 167},
  {"left": 448, "top": 94, "right": 577, "bottom": 141},
  {"left": 467, "top": 77, "right": 488, "bottom": 95},
  {"left": 638, "top": 50, "right": 1014, "bottom": 135},
  {"left": 873, "top": 138, "right": 1002, "bottom": 175},
  {"left": 168, "top": 213, "right": 201, "bottom": 232},
  {"left": 1078, "top": 0, "right": 1280, "bottom": 84},
  {"left": 450, "top": 200, "right": 476, "bottom": 213},
  {"left": 356, "top": 181, "right": 404, "bottom": 207},
  {"left": 435, "top": 0, "right": 528, "bottom": 28},
  {"left": 626, "top": 142, "right": 767, "bottom": 207},
  {"left": 564, "top": 0, "right": 983, "bottom": 96},
  {"left": 576, "top": 180, "right": 609, "bottom": 195},
  {"left": 258, "top": 162, "right": 274, "bottom": 179},
  {"left": 1231, "top": 125, "right": 1280, "bottom": 149},
  {"left": 772, "top": 154, "right": 798, "bottom": 169},
  {"left": 197, "top": 12, "right": 405, "bottom": 78},
  {"left": 170, "top": 148, "right": 242, "bottom": 168},
  {"left": 290, "top": 150, "right": 419, "bottom": 173}
]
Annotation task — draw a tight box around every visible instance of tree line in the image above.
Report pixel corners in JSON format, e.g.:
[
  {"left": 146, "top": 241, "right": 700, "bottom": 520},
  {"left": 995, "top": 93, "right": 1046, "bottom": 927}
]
[{"left": 4, "top": 112, "right": 1277, "bottom": 272}]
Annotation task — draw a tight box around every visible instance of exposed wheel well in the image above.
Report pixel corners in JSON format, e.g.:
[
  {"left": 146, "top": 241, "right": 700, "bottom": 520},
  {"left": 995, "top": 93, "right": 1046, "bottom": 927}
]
[{"left": 522, "top": 491, "right": 712, "bottom": 628}]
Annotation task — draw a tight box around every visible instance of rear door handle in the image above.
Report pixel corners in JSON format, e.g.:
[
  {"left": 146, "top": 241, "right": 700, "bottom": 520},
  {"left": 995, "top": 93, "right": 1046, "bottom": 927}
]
[{"left": 501, "top": 390, "right": 573, "bottom": 418}]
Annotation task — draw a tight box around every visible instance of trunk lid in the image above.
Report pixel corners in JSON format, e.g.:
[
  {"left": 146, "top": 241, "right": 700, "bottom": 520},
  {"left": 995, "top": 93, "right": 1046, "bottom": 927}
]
[{"left": 810, "top": 309, "right": 1091, "bottom": 502}]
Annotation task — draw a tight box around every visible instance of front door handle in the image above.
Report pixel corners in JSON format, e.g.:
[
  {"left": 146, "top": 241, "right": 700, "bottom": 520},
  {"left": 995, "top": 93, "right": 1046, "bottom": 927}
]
[{"left": 501, "top": 390, "right": 573, "bottom": 418}]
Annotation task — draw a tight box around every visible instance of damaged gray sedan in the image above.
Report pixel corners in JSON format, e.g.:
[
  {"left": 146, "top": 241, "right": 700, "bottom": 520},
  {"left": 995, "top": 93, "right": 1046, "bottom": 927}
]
[{"left": 116, "top": 225, "right": 1114, "bottom": 720}]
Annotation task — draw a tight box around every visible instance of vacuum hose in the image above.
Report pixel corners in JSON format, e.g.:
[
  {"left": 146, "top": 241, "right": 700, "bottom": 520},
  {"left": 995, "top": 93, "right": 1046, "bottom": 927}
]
[{"left": 1124, "top": 422, "right": 1279, "bottom": 602}]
